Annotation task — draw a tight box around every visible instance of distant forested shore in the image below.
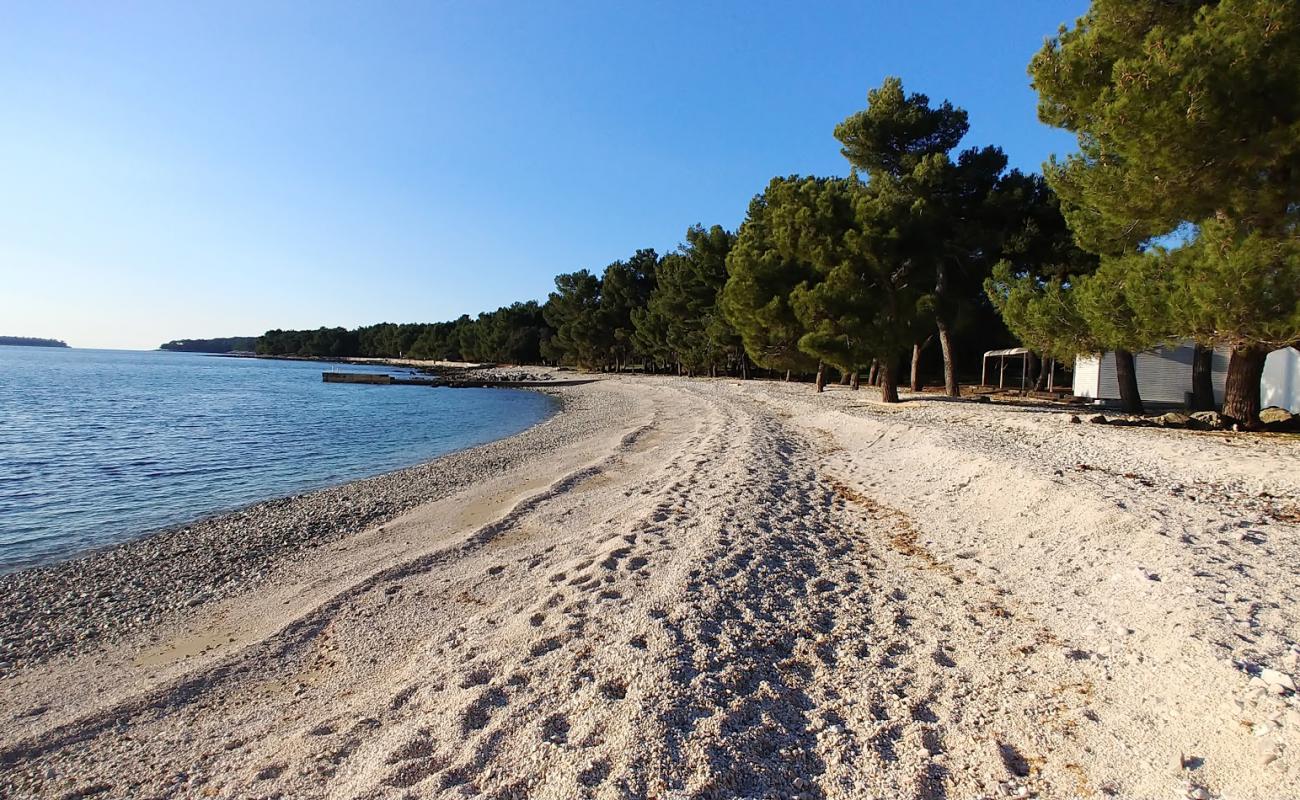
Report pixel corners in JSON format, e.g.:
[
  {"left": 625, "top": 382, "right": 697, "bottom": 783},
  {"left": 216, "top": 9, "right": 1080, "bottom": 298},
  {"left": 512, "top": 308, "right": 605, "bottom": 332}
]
[
  {"left": 159, "top": 337, "right": 258, "bottom": 353},
  {"left": 252, "top": 3, "right": 1300, "bottom": 426},
  {"left": 0, "top": 336, "right": 68, "bottom": 348}
]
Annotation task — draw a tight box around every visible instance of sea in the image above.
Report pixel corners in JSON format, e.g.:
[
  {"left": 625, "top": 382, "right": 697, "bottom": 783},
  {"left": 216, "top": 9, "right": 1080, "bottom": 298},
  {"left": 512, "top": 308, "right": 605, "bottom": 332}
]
[{"left": 0, "top": 346, "right": 557, "bottom": 573}]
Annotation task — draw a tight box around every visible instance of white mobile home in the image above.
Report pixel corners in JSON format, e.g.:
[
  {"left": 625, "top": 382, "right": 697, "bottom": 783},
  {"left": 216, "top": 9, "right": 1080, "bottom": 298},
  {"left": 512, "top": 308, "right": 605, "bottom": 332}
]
[{"left": 1073, "top": 342, "right": 1300, "bottom": 412}]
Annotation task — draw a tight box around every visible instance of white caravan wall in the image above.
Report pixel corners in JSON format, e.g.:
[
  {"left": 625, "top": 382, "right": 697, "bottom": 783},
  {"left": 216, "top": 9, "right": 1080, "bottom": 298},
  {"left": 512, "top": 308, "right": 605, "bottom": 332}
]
[{"left": 1262, "top": 347, "right": 1300, "bottom": 413}]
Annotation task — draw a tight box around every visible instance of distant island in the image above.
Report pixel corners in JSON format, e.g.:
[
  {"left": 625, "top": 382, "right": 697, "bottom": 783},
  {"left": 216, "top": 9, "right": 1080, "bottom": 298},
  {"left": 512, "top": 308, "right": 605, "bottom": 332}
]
[
  {"left": 0, "top": 336, "right": 68, "bottom": 348},
  {"left": 159, "top": 337, "right": 258, "bottom": 354}
]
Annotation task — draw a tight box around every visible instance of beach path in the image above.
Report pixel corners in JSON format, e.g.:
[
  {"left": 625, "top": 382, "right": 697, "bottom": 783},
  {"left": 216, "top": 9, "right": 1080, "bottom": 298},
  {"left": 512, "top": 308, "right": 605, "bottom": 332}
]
[{"left": 2, "top": 378, "right": 1298, "bottom": 799}]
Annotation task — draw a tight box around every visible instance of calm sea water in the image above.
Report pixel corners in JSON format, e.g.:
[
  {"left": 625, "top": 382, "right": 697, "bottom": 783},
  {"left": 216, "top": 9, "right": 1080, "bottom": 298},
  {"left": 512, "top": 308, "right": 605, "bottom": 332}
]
[{"left": 0, "top": 347, "right": 556, "bottom": 573}]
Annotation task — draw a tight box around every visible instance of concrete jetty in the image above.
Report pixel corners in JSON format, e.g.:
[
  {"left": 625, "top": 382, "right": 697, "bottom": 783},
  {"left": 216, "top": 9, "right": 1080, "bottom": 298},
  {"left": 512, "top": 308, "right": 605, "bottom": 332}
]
[{"left": 322, "top": 372, "right": 594, "bottom": 388}]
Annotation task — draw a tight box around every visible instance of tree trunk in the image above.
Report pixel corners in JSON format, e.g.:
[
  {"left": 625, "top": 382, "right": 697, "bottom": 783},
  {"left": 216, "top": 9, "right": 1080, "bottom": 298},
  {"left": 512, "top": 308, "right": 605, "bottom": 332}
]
[
  {"left": 867, "top": 360, "right": 878, "bottom": 386},
  {"left": 910, "top": 341, "right": 923, "bottom": 392},
  {"left": 1191, "top": 343, "right": 1216, "bottom": 411},
  {"left": 879, "top": 357, "right": 899, "bottom": 403},
  {"left": 1114, "top": 349, "right": 1144, "bottom": 415},
  {"left": 784, "top": 369, "right": 791, "bottom": 382},
  {"left": 1222, "top": 344, "right": 1269, "bottom": 425},
  {"left": 740, "top": 354, "right": 749, "bottom": 380},
  {"left": 840, "top": 370, "right": 851, "bottom": 386},
  {"left": 936, "top": 320, "right": 959, "bottom": 397},
  {"left": 1027, "top": 351, "right": 1044, "bottom": 392},
  {"left": 814, "top": 361, "right": 826, "bottom": 393},
  {"left": 851, "top": 371, "right": 860, "bottom": 390}
]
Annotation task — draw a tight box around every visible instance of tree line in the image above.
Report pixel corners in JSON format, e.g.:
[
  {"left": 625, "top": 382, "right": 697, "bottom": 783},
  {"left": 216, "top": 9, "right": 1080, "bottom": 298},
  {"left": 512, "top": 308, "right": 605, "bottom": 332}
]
[
  {"left": 258, "top": 0, "right": 1299, "bottom": 426},
  {"left": 986, "top": 0, "right": 1300, "bottom": 424},
  {"left": 0, "top": 336, "right": 68, "bottom": 348},
  {"left": 255, "top": 301, "right": 550, "bottom": 364},
  {"left": 160, "top": 337, "right": 258, "bottom": 353},
  {"left": 257, "top": 78, "right": 1072, "bottom": 396}
]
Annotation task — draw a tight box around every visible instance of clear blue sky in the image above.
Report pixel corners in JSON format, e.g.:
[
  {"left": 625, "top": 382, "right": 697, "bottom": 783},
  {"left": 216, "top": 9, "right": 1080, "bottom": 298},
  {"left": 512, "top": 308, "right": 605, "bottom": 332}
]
[{"left": 0, "top": 1, "right": 1088, "bottom": 350}]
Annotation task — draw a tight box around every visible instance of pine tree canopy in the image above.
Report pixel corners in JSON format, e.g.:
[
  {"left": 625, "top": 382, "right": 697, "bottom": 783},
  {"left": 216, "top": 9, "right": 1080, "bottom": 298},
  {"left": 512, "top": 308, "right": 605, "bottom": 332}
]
[{"left": 1031, "top": 0, "right": 1300, "bottom": 250}]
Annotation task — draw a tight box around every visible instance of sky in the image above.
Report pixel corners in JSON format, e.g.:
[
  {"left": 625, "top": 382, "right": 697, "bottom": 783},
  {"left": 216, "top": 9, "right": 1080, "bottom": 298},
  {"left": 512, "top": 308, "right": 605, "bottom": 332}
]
[{"left": 0, "top": 1, "right": 1090, "bottom": 350}]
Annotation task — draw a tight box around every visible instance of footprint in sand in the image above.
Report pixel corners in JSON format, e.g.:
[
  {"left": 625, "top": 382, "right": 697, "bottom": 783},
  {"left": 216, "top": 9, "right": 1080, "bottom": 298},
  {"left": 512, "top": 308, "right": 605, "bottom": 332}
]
[
  {"left": 932, "top": 648, "right": 957, "bottom": 668},
  {"left": 542, "top": 713, "right": 570, "bottom": 744},
  {"left": 383, "top": 757, "right": 446, "bottom": 789},
  {"left": 386, "top": 734, "right": 436, "bottom": 763},
  {"left": 578, "top": 758, "right": 611, "bottom": 786},
  {"left": 461, "top": 687, "right": 507, "bottom": 733},
  {"left": 598, "top": 679, "right": 627, "bottom": 700},
  {"left": 528, "top": 637, "right": 563, "bottom": 658},
  {"left": 389, "top": 684, "right": 419, "bottom": 711},
  {"left": 459, "top": 667, "right": 493, "bottom": 688}
]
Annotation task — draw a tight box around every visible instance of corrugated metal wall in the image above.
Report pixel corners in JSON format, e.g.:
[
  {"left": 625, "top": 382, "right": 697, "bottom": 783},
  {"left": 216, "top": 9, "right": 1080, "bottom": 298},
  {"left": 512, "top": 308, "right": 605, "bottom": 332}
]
[
  {"left": 1072, "top": 343, "right": 1300, "bottom": 410},
  {"left": 1089, "top": 344, "right": 1224, "bottom": 404},
  {"left": 1263, "top": 348, "right": 1300, "bottom": 413}
]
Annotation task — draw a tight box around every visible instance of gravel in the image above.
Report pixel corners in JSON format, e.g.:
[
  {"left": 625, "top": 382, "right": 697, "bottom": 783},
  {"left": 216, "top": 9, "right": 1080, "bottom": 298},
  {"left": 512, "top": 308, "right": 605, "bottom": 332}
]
[{"left": 0, "top": 380, "right": 624, "bottom": 673}]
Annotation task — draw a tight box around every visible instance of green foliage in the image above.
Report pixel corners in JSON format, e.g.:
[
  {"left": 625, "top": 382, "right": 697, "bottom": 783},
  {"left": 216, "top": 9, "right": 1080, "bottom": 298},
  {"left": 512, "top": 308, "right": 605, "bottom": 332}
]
[
  {"left": 721, "top": 177, "right": 822, "bottom": 375},
  {"left": 1074, "top": 251, "right": 1171, "bottom": 353},
  {"left": 600, "top": 249, "right": 659, "bottom": 368},
  {"left": 789, "top": 177, "right": 925, "bottom": 372},
  {"left": 408, "top": 319, "right": 469, "bottom": 361},
  {"left": 256, "top": 306, "right": 549, "bottom": 364},
  {"left": 985, "top": 247, "right": 1173, "bottom": 364},
  {"left": 633, "top": 225, "right": 740, "bottom": 373},
  {"left": 1032, "top": 0, "right": 1300, "bottom": 250},
  {"left": 984, "top": 263, "right": 1094, "bottom": 364},
  {"left": 542, "top": 270, "right": 607, "bottom": 368},
  {"left": 1029, "top": 0, "right": 1300, "bottom": 418},
  {"left": 724, "top": 174, "right": 928, "bottom": 380},
  {"left": 1163, "top": 221, "right": 1300, "bottom": 350},
  {"left": 159, "top": 337, "right": 258, "bottom": 353},
  {"left": 457, "top": 301, "right": 550, "bottom": 364},
  {"left": 993, "top": 172, "right": 1099, "bottom": 283},
  {"left": 0, "top": 336, "right": 68, "bottom": 348},
  {"left": 834, "top": 75, "right": 1065, "bottom": 394},
  {"left": 834, "top": 76, "right": 968, "bottom": 179}
]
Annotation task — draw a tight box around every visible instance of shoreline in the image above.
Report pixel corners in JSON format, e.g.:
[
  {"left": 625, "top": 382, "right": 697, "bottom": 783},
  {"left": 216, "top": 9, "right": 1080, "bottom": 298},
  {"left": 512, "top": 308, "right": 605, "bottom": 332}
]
[
  {"left": 0, "top": 382, "right": 564, "bottom": 580},
  {"left": 0, "top": 379, "right": 584, "bottom": 672}
]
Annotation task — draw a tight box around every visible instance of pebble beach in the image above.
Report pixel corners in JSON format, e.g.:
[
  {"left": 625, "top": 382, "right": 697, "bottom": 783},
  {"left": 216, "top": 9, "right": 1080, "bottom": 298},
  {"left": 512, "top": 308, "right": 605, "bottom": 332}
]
[{"left": 2, "top": 373, "right": 1298, "bottom": 799}]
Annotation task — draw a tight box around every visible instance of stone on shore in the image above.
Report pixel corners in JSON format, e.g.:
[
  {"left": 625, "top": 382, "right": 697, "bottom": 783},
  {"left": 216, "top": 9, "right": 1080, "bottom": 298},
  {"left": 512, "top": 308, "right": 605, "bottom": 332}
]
[
  {"left": 1260, "top": 668, "right": 1296, "bottom": 693},
  {"left": 1190, "top": 411, "right": 1234, "bottom": 431}
]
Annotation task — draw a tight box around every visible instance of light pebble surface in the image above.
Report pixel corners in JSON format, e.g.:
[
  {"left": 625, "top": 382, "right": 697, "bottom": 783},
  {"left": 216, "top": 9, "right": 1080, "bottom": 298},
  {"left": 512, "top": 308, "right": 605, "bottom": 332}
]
[
  {"left": 2, "top": 374, "right": 1299, "bottom": 800},
  {"left": 0, "top": 384, "right": 583, "bottom": 671}
]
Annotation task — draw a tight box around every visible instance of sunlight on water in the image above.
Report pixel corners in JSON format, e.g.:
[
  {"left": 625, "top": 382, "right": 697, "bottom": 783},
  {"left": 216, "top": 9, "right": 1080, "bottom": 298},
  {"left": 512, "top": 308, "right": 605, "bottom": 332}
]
[{"left": 0, "top": 347, "right": 555, "bottom": 572}]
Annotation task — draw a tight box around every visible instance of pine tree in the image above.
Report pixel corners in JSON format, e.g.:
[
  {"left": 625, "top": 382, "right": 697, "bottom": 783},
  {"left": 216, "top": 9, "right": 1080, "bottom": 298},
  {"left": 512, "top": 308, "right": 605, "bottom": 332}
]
[
  {"left": 633, "top": 225, "right": 739, "bottom": 376},
  {"left": 725, "top": 175, "right": 925, "bottom": 401},
  {"left": 834, "top": 76, "right": 1008, "bottom": 397},
  {"left": 542, "top": 270, "right": 606, "bottom": 368},
  {"left": 722, "top": 178, "right": 822, "bottom": 381},
  {"left": 1030, "top": 0, "right": 1300, "bottom": 423},
  {"left": 600, "top": 249, "right": 658, "bottom": 371}
]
